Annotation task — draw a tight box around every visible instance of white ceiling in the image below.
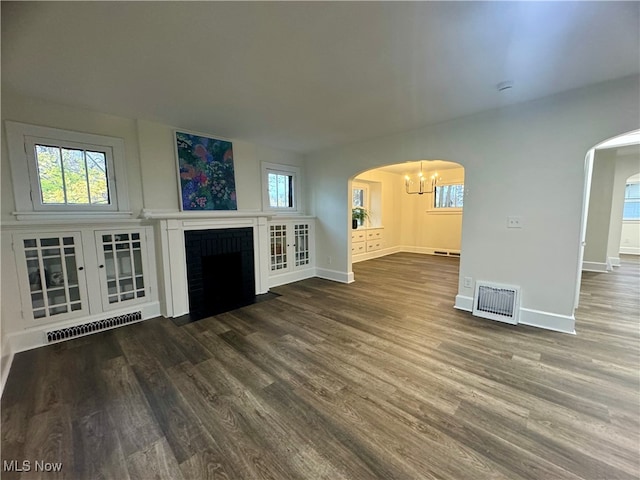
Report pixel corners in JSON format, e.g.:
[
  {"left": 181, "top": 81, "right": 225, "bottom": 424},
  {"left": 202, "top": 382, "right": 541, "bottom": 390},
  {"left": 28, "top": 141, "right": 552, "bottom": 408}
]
[
  {"left": 376, "top": 160, "right": 462, "bottom": 176},
  {"left": 2, "top": 2, "right": 639, "bottom": 154}
]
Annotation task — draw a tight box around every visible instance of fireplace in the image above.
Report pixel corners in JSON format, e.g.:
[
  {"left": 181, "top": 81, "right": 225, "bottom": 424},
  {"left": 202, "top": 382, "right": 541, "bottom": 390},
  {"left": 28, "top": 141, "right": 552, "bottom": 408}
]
[{"left": 184, "top": 228, "right": 255, "bottom": 320}]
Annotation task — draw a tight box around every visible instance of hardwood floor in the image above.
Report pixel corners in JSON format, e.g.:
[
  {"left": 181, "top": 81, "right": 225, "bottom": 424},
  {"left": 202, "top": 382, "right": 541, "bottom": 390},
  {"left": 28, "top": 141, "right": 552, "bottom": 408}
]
[{"left": 2, "top": 253, "right": 639, "bottom": 479}]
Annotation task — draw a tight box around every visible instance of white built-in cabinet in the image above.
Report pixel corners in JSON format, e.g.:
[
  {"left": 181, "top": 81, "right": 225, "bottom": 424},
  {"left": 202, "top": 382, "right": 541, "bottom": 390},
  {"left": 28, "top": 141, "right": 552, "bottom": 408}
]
[
  {"left": 268, "top": 218, "right": 315, "bottom": 286},
  {"left": 14, "top": 227, "right": 153, "bottom": 326},
  {"left": 95, "top": 230, "right": 149, "bottom": 309},
  {"left": 352, "top": 227, "right": 384, "bottom": 261}
]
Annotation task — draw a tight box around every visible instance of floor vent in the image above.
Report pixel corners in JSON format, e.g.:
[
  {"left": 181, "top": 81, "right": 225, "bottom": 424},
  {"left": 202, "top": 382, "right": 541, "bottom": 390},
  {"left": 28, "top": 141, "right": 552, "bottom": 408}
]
[
  {"left": 472, "top": 282, "right": 520, "bottom": 325},
  {"left": 46, "top": 311, "right": 142, "bottom": 343}
]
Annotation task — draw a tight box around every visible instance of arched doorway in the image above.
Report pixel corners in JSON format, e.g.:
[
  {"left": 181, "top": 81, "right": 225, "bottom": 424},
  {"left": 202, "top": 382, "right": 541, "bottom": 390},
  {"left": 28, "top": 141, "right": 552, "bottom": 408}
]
[
  {"left": 577, "top": 129, "right": 639, "bottom": 308},
  {"left": 349, "top": 159, "right": 465, "bottom": 275}
]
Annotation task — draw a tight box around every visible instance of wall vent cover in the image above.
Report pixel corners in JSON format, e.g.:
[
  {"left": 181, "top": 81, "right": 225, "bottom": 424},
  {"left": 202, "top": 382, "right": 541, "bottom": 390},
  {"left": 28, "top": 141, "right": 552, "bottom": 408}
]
[
  {"left": 45, "top": 311, "right": 142, "bottom": 343},
  {"left": 472, "top": 282, "right": 520, "bottom": 325}
]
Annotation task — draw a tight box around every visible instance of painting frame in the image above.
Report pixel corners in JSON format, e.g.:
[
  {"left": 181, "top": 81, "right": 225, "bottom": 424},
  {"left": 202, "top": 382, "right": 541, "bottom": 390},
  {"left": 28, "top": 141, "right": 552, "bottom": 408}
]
[{"left": 174, "top": 130, "right": 238, "bottom": 211}]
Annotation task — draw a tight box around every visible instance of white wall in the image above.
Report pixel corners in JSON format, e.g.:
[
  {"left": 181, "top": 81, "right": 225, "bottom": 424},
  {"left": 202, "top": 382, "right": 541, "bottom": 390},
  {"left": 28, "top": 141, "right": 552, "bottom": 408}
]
[
  {"left": 136, "top": 120, "right": 306, "bottom": 213},
  {"left": 0, "top": 91, "right": 306, "bottom": 378},
  {"left": 354, "top": 164, "right": 464, "bottom": 253},
  {"left": 620, "top": 222, "right": 640, "bottom": 254},
  {"left": 306, "top": 75, "right": 640, "bottom": 333},
  {"left": 401, "top": 166, "right": 464, "bottom": 252},
  {"left": 1, "top": 91, "right": 144, "bottom": 222},
  {"left": 584, "top": 147, "right": 640, "bottom": 268},
  {"left": 353, "top": 169, "right": 403, "bottom": 248},
  {"left": 584, "top": 149, "right": 617, "bottom": 267}
]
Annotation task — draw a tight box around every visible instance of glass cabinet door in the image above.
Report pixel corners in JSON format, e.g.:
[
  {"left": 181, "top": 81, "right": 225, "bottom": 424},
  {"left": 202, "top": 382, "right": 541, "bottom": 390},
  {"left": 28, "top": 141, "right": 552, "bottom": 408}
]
[
  {"left": 18, "top": 233, "right": 87, "bottom": 322},
  {"left": 97, "top": 231, "right": 147, "bottom": 309},
  {"left": 270, "top": 224, "right": 288, "bottom": 271},
  {"left": 294, "top": 223, "right": 310, "bottom": 267}
]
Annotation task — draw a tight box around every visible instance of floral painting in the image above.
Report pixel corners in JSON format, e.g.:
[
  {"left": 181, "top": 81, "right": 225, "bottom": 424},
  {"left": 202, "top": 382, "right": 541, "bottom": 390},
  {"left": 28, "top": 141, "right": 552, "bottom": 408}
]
[{"left": 176, "top": 132, "right": 237, "bottom": 210}]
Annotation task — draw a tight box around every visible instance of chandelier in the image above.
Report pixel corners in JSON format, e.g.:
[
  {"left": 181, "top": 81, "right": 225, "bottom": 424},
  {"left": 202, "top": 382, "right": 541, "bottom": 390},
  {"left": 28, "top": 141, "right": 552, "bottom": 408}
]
[{"left": 404, "top": 161, "right": 440, "bottom": 195}]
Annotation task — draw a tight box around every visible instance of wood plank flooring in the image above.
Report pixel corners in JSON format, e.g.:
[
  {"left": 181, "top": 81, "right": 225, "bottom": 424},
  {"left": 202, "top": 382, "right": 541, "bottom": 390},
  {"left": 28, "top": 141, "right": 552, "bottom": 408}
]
[{"left": 2, "top": 253, "right": 639, "bottom": 479}]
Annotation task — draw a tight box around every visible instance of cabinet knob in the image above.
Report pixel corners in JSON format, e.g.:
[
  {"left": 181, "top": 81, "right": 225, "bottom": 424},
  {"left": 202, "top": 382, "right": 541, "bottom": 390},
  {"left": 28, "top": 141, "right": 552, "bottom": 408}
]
[
  {"left": 78, "top": 266, "right": 84, "bottom": 271},
  {"left": 99, "top": 264, "right": 104, "bottom": 268}
]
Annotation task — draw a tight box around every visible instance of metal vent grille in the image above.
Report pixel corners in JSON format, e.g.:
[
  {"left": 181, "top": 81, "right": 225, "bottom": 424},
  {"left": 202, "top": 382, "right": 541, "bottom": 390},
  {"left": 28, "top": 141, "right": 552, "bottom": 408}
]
[
  {"left": 46, "top": 311, "right": 142, "bottom": 343},
  {"left": 472, "top": 282, "right": 520, "bottom": 325}
]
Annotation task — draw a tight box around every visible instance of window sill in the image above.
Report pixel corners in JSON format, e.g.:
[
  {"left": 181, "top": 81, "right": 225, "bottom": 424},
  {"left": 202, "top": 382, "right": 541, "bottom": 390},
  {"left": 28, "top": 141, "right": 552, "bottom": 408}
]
[
  {"left": 426, "top": 208, "right": 463, "bottom": 215},
  {"left": 12, "top": 211, "right": 134, "bottom": 222}
]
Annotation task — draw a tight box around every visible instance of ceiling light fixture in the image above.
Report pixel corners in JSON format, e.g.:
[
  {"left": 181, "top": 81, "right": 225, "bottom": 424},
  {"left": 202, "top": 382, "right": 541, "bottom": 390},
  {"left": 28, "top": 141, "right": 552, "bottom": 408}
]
[{"left": 405, "top": 161, "right": 440, "bottom": 195}]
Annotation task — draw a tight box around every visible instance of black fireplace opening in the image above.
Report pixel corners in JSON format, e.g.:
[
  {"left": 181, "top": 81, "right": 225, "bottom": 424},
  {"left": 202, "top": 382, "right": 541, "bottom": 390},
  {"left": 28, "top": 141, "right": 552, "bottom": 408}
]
[{"left": 184, "top": 228, "right": 256, "bottom": 321}]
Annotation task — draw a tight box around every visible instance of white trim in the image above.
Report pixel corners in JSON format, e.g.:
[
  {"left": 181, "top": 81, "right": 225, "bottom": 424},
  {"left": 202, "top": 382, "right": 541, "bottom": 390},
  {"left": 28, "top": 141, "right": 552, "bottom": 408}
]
[
  {"left": 5, "top": 121, "right": 130, "bottom": 217},
  {"left": 519, "top": 308, "right": 576, "bottom": 335},
  {"left": 582, "top": 261, "right": 609, "bottom": 272},
  {"left": 399, "top": 245, "right": 461, "bottom": 256},
  {"left": 11, "top": 211, "right": 134, "bottom": 222},
  {"left": 609, "top": 257, "right": 621, "bottom": 267},
  {"left": 455, "top": 296, "right": 576, "bottom": 334},
  {"left": 315, "top": 267, "right": 354, "bottom": 284},
  {"left": 620, "top": 247, "right": 640, "bottom": 255},
  {"left": 268, "top": 267, "right": 316, "bottom": 288},
  {"left": 261, "top": 162, "right": 302, "bottom": 213},
  {"left": 4, "top": 302, "right": 160, "bottom": 359},
  {"left": 454, "top": 295, "right": 473, "bottom": 312},
  {"left": 157, "top": 216, "right": 271, "bottom": 318},
  {"left": 352, "top": 246, "right": 401, "bottom": 263}
]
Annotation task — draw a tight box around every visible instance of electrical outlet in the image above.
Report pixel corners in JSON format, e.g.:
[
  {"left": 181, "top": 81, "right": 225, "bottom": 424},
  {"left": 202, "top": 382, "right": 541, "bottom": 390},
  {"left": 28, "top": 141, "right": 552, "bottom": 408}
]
[
  {"left": 507, "top": 216, "right": 523, "bottom": 229},
  {"left": 464, "top": 277, "right": 473, "bottom": 288}
]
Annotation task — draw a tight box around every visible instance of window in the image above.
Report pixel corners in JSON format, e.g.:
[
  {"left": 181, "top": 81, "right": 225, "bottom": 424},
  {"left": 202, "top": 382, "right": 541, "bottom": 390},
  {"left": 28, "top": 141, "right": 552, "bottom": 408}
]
[
  {"left": 268, "top": 171, "right": 293, "bottom": 208},
  {"left": 262, "top": 162, "right": 300, "bottom": 211},
  {"left": 6, "top": 122, "right": 130, "bottom": 218},
  {"left": 623, "top": 183, "right": 640, "bottom": 220},
  {"left": 28, "top": 139, "right": 111, "bottom": 207},
  {"left": 434, "top": 184, "right": 464, "bottom": 209},
  {"left": 352, "top": 182, "right": 369, "bottom": 226}
]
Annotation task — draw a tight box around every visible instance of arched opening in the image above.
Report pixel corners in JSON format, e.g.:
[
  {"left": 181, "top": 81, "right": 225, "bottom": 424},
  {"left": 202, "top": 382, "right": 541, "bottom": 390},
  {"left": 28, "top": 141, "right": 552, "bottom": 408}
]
[
  {"left": 577, "top": 129, "right": 639, "bottom": 312},
  {"left": 348, "top": 159, "right": 465, "bottom": 279}
]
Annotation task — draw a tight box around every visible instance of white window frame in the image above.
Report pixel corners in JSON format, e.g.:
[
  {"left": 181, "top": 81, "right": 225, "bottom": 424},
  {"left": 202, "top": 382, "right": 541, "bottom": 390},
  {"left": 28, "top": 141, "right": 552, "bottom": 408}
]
[
  {"left": 5, "top": 121, "right": 130, "bottom": 220},
  {"left": 352, "top": 182, "right": 370, "bottom": 227},
  {"left": 623, "top": 182, "right": 640, "bottom": 221},
  {"left": 428, "top": 181, "right": 464, "bottom": 214},
  {"left": 262, "top": 162, "right": 301, "bottom": 213}
]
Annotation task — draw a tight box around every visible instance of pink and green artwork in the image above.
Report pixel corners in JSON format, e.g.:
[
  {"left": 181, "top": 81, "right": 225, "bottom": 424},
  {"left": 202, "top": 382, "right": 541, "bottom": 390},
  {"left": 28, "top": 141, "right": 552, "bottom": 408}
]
[{"left": 176, "top": 132, "right": 237, "bottom": 211}]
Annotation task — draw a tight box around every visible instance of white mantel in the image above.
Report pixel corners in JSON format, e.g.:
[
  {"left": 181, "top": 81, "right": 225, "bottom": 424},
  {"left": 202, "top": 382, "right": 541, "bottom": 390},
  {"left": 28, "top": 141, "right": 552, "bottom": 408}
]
[{"left": 153, "top": 212, "right": 271, "bottom": 318}]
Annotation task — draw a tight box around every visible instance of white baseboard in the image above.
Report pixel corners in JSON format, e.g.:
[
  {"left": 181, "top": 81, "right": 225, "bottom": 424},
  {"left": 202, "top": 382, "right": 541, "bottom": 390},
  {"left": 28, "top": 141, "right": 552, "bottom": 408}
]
[
  {"left": 609, "top": 256, "right": 621, "bottom": 267},
  {"left": 5, "top": 302, "right": 161, "bottom": 358},
  {"left": 620, "top": 247, "right": 640, "bottom": 255},
  {"left": 454, "top": 295, "right": 473, "bottom": 312},
  {"left": 519, "top": 308, "right": 576, "bottom": 335},
  {"left": 268, "top": 268, "right": 316, "bottom": 288},
  {"left": 352, "top": 246, "right": 401, "bottom": 263},
  {"left": 455, "top": 295, "right": 575, "bottom": 334},
  {"left": 315, "top": 267, "right": 354, "bottom": 284},
  {"left": 582, "top": 261, "right": 609, "bottom": 272},
  {"left": 399, "top": 245, "right": 461, "bottom": 256}
]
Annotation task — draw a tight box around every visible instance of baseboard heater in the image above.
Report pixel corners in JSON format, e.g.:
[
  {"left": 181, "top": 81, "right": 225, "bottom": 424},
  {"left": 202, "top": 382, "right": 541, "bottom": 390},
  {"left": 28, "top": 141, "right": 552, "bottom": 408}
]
[
  {"left": 434, "top": 250, "right": 460, "bottom": 257},
  {"left": 46, "top": 311, "right": 142, "bottom": 343},
  {"left": 472, "top": 282, "right": 520, "bottom": 325}
]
